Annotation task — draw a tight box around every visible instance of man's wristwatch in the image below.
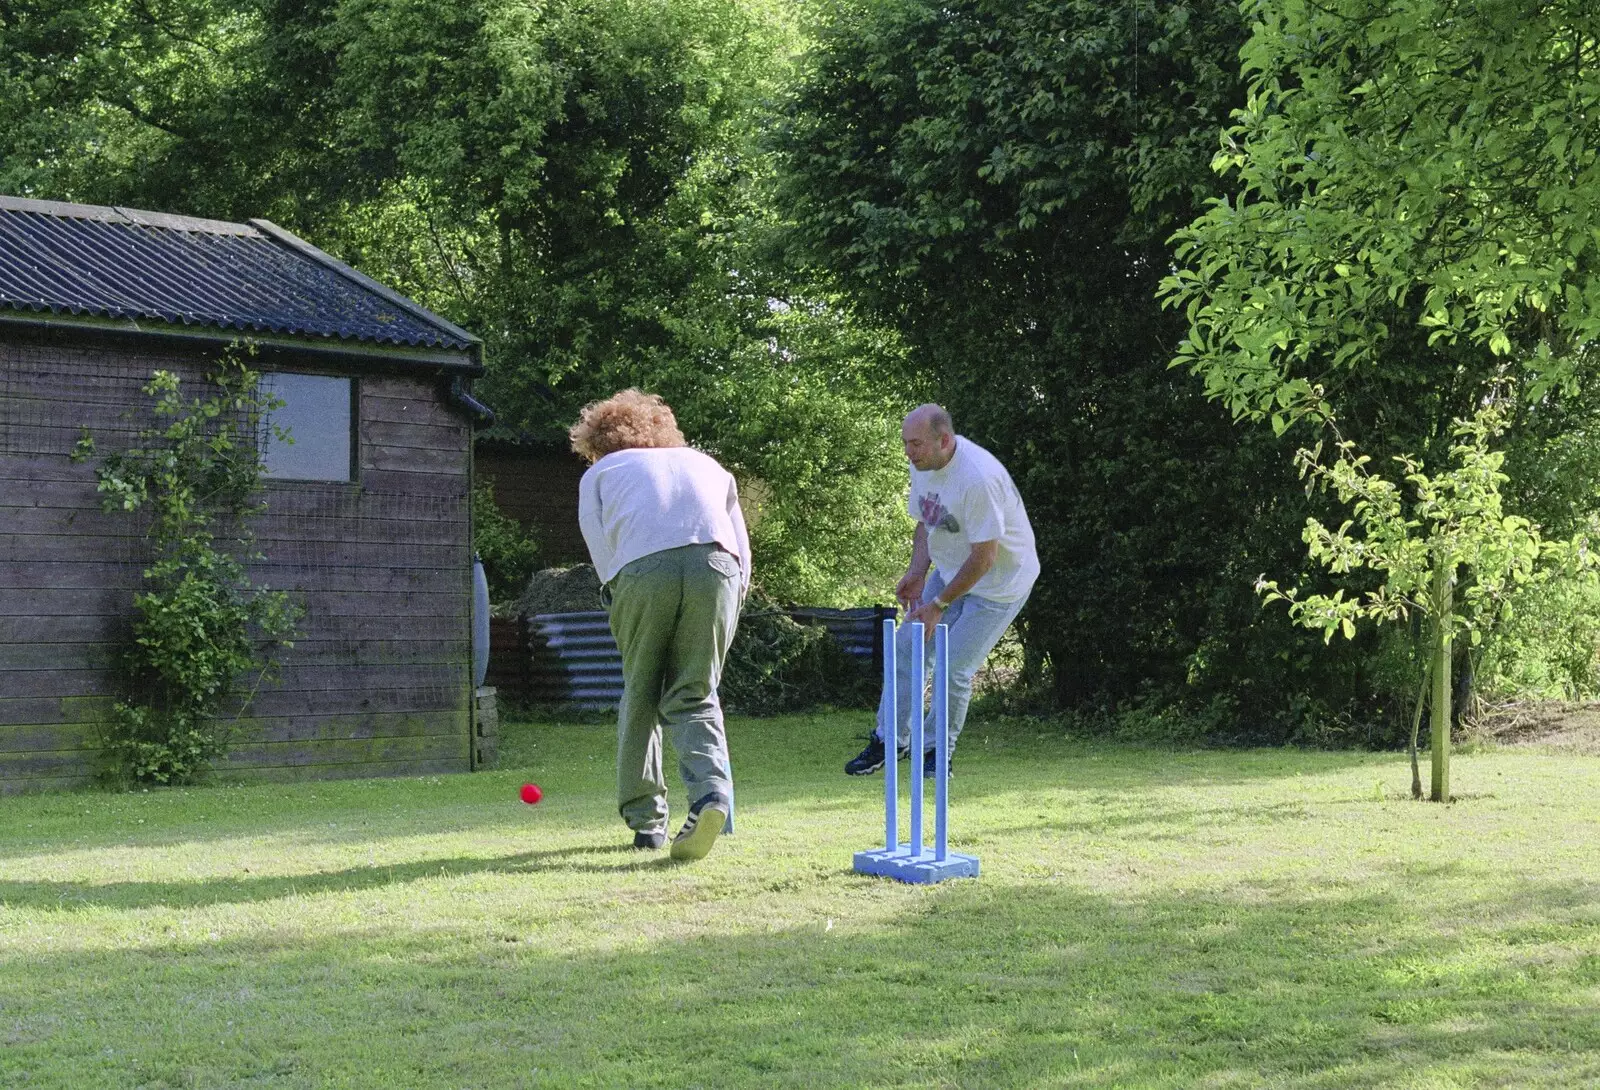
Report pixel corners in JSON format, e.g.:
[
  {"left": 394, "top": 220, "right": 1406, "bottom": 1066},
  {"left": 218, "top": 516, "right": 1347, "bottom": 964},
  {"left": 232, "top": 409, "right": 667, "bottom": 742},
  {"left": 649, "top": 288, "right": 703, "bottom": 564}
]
[{"left": 932, "top": 595, "right": 952, "bottom": 610}]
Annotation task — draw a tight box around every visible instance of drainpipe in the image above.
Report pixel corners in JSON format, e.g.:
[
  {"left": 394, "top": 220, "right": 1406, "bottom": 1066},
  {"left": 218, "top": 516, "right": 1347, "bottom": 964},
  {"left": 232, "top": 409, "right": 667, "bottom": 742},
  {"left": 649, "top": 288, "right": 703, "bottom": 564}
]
[{"left": 444, "top": 374, "right": 496, "bottom": 430}]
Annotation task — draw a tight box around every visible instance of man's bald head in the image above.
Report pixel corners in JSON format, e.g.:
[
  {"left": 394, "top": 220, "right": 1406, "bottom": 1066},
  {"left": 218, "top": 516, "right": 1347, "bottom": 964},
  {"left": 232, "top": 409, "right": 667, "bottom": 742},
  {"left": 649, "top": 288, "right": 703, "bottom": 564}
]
[
  {"left": 902, "top": 403, "right": 957, "bottom": 471},
  {"left": 904, "top": 403, "right": 953, "bottom": 439}
]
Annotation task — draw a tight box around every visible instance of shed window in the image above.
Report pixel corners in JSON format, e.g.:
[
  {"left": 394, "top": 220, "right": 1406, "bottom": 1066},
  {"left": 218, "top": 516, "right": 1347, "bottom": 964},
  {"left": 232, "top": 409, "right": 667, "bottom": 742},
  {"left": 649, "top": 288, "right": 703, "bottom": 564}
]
[{"left": 260, "top": 373, "right": 355, "bottom": 482}]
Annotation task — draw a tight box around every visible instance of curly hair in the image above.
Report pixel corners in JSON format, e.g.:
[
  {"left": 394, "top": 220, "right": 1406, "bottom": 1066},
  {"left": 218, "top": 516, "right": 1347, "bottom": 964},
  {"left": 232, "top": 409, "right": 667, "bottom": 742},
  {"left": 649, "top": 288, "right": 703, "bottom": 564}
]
[{"left": 568, "top": 389, "right": 687, "bottom": 462}]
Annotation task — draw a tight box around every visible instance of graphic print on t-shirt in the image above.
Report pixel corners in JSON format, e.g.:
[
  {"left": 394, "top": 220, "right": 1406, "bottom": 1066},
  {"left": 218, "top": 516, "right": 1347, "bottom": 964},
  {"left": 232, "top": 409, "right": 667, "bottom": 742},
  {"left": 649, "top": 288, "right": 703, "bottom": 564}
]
[{"left": 918, "top": 492, "right": 961, "bottom": 534}]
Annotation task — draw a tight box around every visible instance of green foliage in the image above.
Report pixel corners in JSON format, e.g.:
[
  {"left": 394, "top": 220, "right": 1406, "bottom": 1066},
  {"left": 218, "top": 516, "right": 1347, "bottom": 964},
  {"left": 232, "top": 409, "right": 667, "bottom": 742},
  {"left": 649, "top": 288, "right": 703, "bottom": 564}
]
[
  {"left": 73, "top": 358, "right": 300, "bottom": 785},
  {"left": 1259, "top": 405, "right": 1573, "bottom": 650},
  {"left": 25, "top": 0, "right": 1600, "bottom": 740},
  {"left": 1256, "top": 402, "right": 1597, "bottom": 794},
  {"left": 719, "top": 591, "right": 876, "bottom": 715},
  {"left": 779, "top": 0, "right": 1600, "bottom": 735},
  {"left": 1164, "top": 0, "right": 1600, "bottom": 423},
  {"left": 781, "top": 0, "right": 1247, "bottom": 290},
  {"left": 1477, "top": 568, "right": 1600, "bottom": 701},
  {"left": 673, "top": 298, "right": 913, "bottom": 607},
  {"left": 779, "top": 0, "right": 1395, "bottom": 731},
  {"left": 1111, "top": 693, "right": 1244, "bottom": 747},
  {"left": 0, "top": 0, "right": 913, "bottom": 607},
  {"left": 1162, "top": 0, "right": 1600, "bottom": 778},
  {"left": 471, "top": 479, "right": 538, "bottom": 607},
  {"left": 0, "top": 0, "right": 257, "bottom": 204}
]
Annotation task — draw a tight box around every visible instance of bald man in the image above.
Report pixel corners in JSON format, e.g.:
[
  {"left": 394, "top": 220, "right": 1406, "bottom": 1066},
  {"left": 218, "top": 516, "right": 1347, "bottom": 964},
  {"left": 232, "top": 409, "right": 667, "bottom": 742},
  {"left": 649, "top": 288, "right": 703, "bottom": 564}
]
[{"left": 846, "top": 404, "right": 1039, "bottom": 777}]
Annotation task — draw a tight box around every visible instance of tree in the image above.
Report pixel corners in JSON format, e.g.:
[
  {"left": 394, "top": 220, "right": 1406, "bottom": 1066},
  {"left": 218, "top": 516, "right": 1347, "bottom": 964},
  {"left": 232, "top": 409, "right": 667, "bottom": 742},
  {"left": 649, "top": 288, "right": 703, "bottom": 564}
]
[
  {"left": 778, "top": 0, "right": 1397, "bottom": 732},
  {"left": 1258, "top": 404, "right": 1587, "bottom": 799},
  {"left": 1163, "top": 0, "right": 1600, "bottom": 789},
  {"left": 1, "top": 0, "right": 915, "bottom": 604},
  {"left": 1167, "top": 0, "right": 1600, "bottom": 424}
]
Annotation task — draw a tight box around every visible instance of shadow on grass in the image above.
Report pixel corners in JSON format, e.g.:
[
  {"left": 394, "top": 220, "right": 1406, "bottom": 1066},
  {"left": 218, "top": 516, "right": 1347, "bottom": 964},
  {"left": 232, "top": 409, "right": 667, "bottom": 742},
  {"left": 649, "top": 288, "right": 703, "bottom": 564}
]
[
  {"left": 0, "top": 716, "right": 1394, "bottom": 862},
  {"left": 3, "top": 876, "right": 1598, "bottom": 1087},
  {"left": 981, "top": 798, "right": 1321, "bottom": 840},
  {"left": 0, "top": 843, "right": 689, "bottom": 911}
]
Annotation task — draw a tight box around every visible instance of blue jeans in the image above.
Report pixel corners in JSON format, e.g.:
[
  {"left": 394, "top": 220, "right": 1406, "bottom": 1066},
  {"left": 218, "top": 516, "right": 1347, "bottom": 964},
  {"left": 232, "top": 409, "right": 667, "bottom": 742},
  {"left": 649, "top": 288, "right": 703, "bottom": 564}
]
[{"left": 875, "top": 570, "right": 1030, "bottom": 753}]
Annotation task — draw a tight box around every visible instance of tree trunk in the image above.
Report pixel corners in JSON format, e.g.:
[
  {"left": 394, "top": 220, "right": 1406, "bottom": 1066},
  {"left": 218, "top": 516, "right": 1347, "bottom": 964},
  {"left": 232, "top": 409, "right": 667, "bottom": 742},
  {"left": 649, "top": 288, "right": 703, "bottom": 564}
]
[
  {"left": 1429, "top": 565, "right": 1453, "bottom": 802},
  {"left": 1015, "top": 616, "right": 1047, "bottom": 689},
  {"left": 1452, "top": 641, "right": 1475, "bottom": 732}
]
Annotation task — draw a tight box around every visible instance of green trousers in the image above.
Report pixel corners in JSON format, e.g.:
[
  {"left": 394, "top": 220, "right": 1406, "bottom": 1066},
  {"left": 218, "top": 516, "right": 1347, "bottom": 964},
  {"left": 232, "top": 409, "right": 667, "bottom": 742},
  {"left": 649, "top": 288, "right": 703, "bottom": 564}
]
[{"left": 606, "top": 543, "right": 741, "bottom": 834}]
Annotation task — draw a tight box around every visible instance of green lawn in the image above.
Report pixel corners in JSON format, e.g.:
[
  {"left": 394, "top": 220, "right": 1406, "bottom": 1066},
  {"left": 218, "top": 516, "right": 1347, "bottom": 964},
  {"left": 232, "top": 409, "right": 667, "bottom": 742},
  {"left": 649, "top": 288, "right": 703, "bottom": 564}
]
[{"left": 2, "top": 713, "right": 1598, "bottom": 1088}]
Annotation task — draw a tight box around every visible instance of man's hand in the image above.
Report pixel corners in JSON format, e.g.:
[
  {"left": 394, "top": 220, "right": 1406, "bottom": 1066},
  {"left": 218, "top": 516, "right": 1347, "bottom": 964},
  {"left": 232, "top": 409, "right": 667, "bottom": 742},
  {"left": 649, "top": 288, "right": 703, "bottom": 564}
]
[
  {"left": 895, "top": 569, "right": 927, "bottom": 612},
  {"left": 906, "top": 600, "right": 945, "bottom": 639}
]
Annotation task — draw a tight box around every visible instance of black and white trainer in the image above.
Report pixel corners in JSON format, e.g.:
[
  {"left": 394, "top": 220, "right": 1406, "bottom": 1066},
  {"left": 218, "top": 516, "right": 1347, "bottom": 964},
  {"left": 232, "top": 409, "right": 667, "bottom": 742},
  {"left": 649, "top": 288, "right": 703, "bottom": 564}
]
[
  {"left": 669, "top": 792, "right": 730, "bottom": 861},
  {"left": 844, "top": 736, "right": 910, "bottom": 776}
]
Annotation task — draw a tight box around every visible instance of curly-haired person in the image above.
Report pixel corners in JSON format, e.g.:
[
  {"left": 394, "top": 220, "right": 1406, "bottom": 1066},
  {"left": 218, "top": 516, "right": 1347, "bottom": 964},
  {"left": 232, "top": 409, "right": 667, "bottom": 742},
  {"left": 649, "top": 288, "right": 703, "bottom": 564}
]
[{"left": 571, "top": 389, "right": 750, "bottom": 860}]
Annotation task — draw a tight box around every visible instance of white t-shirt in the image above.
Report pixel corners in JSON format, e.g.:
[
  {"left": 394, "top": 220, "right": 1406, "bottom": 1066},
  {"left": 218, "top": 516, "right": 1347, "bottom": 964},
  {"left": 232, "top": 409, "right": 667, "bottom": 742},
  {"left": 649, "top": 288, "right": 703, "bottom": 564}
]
[
  {"left": 908, "top": 436, "right": 1038, "bottom": 604},
  {"left": 577, "top": 447, "right": 751, "bottom": 589}
]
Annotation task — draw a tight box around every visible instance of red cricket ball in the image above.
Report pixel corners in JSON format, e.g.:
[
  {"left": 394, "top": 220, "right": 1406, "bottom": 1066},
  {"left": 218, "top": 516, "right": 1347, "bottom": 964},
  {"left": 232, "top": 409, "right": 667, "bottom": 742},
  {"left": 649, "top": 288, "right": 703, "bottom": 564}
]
[{"left": 519, "top": 782, "right": 543, "bottom": 805}]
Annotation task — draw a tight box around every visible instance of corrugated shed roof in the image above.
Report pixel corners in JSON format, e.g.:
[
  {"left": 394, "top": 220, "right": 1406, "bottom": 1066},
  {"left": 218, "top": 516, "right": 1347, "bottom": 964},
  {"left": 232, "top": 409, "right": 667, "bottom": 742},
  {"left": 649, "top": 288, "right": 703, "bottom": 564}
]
[{"left": 0, "top": 196, "right": 478, "bottom": 354}]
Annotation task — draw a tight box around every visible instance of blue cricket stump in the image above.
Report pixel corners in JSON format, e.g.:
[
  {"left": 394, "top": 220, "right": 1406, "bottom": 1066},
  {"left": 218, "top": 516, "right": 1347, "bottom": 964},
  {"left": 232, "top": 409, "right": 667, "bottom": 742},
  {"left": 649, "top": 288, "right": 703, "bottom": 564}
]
[{"left": 852, "top": 618, "right": 980, "bottom": 883}]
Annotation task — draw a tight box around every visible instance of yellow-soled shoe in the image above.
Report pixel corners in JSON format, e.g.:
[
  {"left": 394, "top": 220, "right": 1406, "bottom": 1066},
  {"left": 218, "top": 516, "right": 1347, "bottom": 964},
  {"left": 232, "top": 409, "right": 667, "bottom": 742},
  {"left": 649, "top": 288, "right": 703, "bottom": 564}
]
[{"left": 669, "top": 793, "right": 729, "bottom": 861}]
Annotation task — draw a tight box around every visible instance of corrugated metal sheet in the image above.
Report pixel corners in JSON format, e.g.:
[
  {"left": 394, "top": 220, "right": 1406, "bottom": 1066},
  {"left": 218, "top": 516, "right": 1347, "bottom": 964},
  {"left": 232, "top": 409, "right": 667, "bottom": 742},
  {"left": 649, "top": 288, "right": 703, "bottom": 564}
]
[
  {"left": 789, "top": 606, "right": 895, "bottom": 661},
  {"left": 0, "top": 196, "right": 475, "bottom": 351},
  {"left": 516, "top": 607, "right": 892, "bottom": 710},
  {"left": 529, "top": 612, "right": 625, "bottom": 710}
]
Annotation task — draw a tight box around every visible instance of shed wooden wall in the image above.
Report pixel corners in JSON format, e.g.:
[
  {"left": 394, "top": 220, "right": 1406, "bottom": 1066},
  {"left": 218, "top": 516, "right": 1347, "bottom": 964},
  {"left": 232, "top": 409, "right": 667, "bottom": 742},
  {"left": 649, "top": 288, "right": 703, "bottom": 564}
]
[
  {"left": 475, "top": 443, "right": 589, "bottom": 565},
  {"left": 0, "top": 330, "right": 472, "bottom": 793}
]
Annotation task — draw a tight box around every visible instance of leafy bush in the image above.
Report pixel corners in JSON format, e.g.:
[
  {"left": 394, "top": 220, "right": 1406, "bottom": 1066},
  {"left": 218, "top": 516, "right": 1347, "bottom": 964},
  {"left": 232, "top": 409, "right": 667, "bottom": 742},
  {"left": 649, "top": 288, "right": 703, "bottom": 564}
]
[
  {"left": 74, "top": 359, "right": 300, "bottom": 785},
  {"left": 473, "top": 479, "right": 539, "bottom": 607},
  {"left": 719, "top": 592, "right": 876, "bottom": 715},
  {"left": 1478, "top": 567, "right": 1600, "bottom": 702}
]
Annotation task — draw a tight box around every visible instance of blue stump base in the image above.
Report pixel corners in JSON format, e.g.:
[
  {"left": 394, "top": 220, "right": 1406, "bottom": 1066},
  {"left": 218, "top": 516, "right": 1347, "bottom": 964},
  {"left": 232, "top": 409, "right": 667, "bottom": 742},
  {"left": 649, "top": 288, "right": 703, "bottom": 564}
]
[{"left": 853, "top": 847, "right": 980, "bottom": 884}]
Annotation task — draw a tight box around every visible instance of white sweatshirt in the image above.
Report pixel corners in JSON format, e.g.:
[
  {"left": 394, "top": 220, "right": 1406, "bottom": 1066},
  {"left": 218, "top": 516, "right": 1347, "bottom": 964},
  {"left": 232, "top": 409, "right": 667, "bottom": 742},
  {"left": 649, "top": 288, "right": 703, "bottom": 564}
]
[{"left": 577, "top": 446, "right": 751, "bottom": 590}]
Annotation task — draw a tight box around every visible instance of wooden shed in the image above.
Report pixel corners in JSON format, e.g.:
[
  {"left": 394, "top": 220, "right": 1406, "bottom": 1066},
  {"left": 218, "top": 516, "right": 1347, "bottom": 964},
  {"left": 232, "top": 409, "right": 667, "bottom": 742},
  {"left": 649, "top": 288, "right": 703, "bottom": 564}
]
[
  {"left": 475, "top": 434, "right": 590, "bottom": 565},
  {"left": 0, "top": 196, "right": 493, "bottom": 792}
]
